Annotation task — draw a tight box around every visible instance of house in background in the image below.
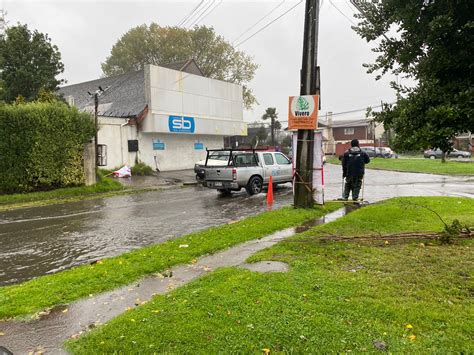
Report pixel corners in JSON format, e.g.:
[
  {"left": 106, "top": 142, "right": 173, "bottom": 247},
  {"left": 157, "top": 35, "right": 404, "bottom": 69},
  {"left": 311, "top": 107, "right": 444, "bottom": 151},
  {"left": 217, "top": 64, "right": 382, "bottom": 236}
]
[
  {"left": 319, "top": 113, "right": 385, "bottom": 156},
  {"left": 60, "top": 59, "right": 246, "bottom": 171},
  {"left": 454, "top": 132, "right": 473, "bottom": 152}
]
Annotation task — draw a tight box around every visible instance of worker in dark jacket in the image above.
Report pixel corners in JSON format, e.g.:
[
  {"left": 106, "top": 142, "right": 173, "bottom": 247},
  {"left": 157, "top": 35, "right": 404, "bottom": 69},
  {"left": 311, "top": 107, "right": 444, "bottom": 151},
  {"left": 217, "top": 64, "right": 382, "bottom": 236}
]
[{"left": 341, "top": 139, "right": 370, "bottom": 201}]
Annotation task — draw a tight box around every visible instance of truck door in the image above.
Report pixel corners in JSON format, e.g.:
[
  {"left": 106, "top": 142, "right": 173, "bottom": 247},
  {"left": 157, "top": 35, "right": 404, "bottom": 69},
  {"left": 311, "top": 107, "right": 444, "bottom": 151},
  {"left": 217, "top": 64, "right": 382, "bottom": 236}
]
[
  {"left": 274, "top": 153, "right": 292, "bottom": 182},
  {"left": 262, "top": 153, "right": 280, "bottom": 182}
]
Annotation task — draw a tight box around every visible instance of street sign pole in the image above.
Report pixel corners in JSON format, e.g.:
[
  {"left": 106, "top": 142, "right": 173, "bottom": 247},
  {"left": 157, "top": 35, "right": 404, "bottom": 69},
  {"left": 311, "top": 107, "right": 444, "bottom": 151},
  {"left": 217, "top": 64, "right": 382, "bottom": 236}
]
[{"left": 294, "top": 0, "right": 320, "bottom": 208}]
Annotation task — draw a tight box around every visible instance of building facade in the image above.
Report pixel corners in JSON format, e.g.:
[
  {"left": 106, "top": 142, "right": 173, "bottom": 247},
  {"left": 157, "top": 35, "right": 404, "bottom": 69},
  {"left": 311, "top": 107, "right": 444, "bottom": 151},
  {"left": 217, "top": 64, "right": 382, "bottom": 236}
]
[{"left": 60, "top": 60, "right": 246, "bottom": 171}]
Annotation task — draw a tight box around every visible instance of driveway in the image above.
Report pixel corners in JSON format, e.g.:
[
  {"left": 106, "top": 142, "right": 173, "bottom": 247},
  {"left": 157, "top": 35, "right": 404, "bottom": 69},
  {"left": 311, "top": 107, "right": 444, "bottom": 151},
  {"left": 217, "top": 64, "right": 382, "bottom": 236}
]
[{"left": 1, "top": 164, "right": 473, "bottom": 286}]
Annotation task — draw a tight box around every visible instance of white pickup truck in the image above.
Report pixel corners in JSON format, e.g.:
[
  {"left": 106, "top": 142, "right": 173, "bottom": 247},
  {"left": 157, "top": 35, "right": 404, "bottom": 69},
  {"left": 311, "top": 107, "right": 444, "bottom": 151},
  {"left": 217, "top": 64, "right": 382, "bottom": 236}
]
[{"left": 204, "top": 149, "right": 293, "bottom": 195}]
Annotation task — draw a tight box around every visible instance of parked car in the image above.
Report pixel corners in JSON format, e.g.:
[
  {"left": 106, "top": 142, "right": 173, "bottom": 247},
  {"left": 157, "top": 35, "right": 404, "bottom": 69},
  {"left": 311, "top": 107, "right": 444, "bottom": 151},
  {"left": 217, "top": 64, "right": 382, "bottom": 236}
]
[
  {"left": 360, "top": 147, "right": 376, "bottom": 158},
  {"left": 423, "top": 148, "right": 472, "bottom": 159},
  {"left": 376, "top": 147, "right": 397, "bottom": 158},
  {"left": 194, "top": 151, "right": 230, "bottom": 180},
  {"left": 204, "top": 149, "right": 293, "bottom": 195},
  {"left": 360, "top": 146, "right": 394, "bottom": 158}
]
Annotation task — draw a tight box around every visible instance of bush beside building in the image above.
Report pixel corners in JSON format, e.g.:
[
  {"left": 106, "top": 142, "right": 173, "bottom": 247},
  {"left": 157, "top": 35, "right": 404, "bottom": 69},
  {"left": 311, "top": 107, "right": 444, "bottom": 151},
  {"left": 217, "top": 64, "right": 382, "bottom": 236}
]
[{"left": 0, "top": 101, "right": 95, "bottom": 193}]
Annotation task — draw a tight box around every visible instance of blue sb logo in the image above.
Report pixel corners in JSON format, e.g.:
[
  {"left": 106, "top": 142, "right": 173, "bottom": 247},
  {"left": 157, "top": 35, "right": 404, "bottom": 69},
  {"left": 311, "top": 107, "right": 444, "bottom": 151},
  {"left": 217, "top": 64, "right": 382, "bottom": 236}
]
[{"left": 169, "top": 116, "right": 195, "bottom": 133}]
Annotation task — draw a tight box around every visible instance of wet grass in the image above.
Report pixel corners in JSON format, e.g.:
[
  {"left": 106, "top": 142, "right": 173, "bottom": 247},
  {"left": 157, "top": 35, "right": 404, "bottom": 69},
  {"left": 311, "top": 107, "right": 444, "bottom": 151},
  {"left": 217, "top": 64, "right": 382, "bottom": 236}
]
[
  {"left": 0, "top": 203, "right": 339, "bottom": 320},
  {"left": 0, "top": 172, "right": 124, "bottom": 211},
  {"left": 327, "top": 157, "right": 474, "bottom": 175},
  {"left": 68, "top": 197, "right": 474, "bottom": 353}
]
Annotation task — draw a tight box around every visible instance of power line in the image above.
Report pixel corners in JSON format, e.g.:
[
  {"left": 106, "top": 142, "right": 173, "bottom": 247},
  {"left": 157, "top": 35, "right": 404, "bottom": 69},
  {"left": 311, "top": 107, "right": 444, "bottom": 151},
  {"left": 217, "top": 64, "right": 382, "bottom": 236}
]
[
  {"left": 177, "top": 0, "right": 204, "bottom": 27},
  {"left": 328, "top": 0, "right": 356, "bottom": 26},
  {"left": 187, "top": 0, "right": 216, "bottom": 28},
  {"left": 231, "top": 0, "right": 286, "bottom": 44},
  {"left": 193, "top": 0, "right": 223, "bottom": 26},
  {"left": 235, "top": 0, "right": 304, "bottom": 48},
  {"left": 184, "top": 0, "right": 214, "bottom": 28}
]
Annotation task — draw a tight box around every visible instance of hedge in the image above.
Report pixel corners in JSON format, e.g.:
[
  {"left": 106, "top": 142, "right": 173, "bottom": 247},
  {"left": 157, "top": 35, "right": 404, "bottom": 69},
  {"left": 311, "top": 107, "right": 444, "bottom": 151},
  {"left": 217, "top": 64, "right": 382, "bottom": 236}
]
[{"left": 0, "top": 101, "right": 95, "bottom": 193}]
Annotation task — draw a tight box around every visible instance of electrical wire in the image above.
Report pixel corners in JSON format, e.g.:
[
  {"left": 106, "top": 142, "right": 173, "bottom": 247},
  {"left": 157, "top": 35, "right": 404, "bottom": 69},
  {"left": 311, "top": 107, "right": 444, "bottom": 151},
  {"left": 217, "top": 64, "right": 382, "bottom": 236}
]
[
  {"left": 234, "top": 0, "right": 304, "bottom": 48},
  {"left": 231, "top": 0, "right": 286, "bottom": 44},
  {"left": 328, "top": 0, "right": 356, "bottom": 26},
  {"left": 192, "top": 0, "right": 223, "bottom": 26},
  {"left": 177, "top": 0, "right": 204, "bottom": 27},
  {"left": 184, "top": 1, "right": 214, "bottom": 28},
  {"left": 187, "top": 0, "right": 216, "bottom": 28}
]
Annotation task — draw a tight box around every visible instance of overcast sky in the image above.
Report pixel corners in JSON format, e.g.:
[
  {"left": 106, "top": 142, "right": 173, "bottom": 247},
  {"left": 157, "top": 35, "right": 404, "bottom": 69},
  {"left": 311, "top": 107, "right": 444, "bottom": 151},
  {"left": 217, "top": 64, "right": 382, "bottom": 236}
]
[{"left": 3, "top": 0, "right": 400, "bottom": 125}]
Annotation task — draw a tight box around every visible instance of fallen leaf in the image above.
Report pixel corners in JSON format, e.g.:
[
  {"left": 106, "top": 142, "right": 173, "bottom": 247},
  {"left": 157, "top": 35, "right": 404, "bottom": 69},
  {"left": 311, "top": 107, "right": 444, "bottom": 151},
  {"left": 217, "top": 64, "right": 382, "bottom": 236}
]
[
  {"left": 130, "top": 318, "right": 136, "bottom": 322},
  {"left": 405, "top": 324, "right": 413, "bottom": 329},
  {"left": 62, "top": 308, "right": 68, "bottom": 313},
  {"left": 191, "top": 259, "right": 198, "bottom": 264},
  {"left": 262, "top": 348, "right": 271, "bottom": 354},
  {"left": 179, "top": 244, "right": 189, "bottom": 248},
  {"left": 384, "top": 241, "right": 389, "bottom": 245},
  {"left": 408, "top": 335, "right": 416, "bottom": 341},
  {"left": 0, "top": 332, "right": 5, "bottom": 336}
]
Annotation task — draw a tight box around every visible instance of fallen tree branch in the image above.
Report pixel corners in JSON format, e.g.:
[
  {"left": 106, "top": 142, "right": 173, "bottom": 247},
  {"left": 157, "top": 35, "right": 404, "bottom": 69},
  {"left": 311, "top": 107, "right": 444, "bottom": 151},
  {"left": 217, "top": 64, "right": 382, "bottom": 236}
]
[{"left": 283, "top": 229, "right": 474, "bottom": 243}]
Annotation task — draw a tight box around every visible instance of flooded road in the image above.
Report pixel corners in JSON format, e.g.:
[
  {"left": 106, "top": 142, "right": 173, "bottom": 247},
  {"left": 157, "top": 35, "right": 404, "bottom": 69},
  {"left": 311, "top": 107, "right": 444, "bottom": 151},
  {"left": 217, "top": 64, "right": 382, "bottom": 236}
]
[{"left": 1, "top": 164, "right": 473, "bottom": 286}]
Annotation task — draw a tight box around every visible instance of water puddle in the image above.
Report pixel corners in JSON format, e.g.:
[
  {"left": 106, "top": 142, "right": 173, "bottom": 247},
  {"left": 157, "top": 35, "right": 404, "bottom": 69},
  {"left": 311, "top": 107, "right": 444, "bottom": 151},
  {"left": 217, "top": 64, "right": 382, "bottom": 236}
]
[{"left": 0, "top": 206, "right": 355, "bottom": 354}]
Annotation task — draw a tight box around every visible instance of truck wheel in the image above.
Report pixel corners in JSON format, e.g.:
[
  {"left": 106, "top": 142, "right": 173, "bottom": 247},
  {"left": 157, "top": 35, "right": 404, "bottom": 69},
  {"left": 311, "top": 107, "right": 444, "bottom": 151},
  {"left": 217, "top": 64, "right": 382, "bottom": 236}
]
[{"left": 246, "top": 176, "right": 263, "bottom": 195}]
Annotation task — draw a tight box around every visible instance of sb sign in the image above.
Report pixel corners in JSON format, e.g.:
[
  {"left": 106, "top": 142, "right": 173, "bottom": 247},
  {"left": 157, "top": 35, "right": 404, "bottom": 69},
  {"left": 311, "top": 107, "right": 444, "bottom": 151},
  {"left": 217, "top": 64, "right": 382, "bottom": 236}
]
[
  {"left": 168, "top": 115, "right": 195, "bottom": 133},
  {"left": 288, "top": 95, "right": 318, "bottom": 130}
]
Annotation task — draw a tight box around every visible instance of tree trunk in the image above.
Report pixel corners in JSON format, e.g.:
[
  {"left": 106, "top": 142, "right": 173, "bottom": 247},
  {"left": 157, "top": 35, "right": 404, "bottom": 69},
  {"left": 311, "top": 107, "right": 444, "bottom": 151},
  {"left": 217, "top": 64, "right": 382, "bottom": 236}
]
[
  {"left": 271, "top": 118, "right": 275, "bottom": 147},
  {"left": 441, "top": 151, "right": 447, "bottom": 163}
]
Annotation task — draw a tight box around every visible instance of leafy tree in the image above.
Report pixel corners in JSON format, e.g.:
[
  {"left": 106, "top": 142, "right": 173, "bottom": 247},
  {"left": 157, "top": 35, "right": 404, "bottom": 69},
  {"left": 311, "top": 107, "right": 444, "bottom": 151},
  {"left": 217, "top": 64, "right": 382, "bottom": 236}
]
[
  {"left": 0, "top": 24, "right": 64, "bottom": 102},
  {"left": 102, "top": 24, "right": 258, "bottom": 109},
  {"left": 355, "top": 0, "right": 474, "bottom": 161},
  {"left": 262, "top": 107, "right": 280, "bottom": 146},
  {"left": 250, "top": 125, "right": 268, "bottom": 147}
]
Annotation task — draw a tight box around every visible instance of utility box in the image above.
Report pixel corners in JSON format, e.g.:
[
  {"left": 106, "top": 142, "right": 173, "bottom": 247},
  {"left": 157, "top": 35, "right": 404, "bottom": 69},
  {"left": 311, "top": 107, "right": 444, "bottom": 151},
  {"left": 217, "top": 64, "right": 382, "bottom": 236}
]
[{"left": 128, "top": 140, "right": 139, "bottom": 152}]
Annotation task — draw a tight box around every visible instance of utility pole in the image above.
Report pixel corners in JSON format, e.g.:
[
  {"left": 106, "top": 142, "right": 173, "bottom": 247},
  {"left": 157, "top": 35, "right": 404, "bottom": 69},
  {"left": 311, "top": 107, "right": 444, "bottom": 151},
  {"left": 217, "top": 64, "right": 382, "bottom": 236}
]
[
  {"left": 294, "top": 0, "right": 320, "bottom": 208},
  {"left": 88, "top": 86, "right": 106, "bottom": 171}
]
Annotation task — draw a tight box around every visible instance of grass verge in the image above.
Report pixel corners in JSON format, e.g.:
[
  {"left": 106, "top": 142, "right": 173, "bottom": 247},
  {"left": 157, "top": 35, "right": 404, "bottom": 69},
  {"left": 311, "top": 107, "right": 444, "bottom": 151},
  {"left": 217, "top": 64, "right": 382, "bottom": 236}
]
[
  {"left": 0, "top": 203, "right": 339, "bottom": 320},
  {"left": 327, "top": 156, "right": 474, "bottom": 175},
  {"left": 0, "top": 172, "right": 124, "bottom": 212},
  {"left": 68, "top": 197, "right": 474, "bottom": 353}
]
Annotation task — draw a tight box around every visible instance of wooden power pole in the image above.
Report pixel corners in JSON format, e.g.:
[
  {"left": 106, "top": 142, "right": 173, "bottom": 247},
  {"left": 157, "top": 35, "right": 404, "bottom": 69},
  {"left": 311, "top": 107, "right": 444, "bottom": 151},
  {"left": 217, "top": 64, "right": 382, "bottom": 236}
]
[{"left": 294, "top": 0, "right": 320, "bottom": 208}]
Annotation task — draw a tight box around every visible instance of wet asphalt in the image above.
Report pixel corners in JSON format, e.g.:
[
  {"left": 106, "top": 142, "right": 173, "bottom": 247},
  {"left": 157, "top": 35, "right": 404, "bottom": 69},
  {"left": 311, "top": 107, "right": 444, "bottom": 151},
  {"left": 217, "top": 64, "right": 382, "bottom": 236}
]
[{"left": 1, "top": 164, "right": 473, "bottom": 286}]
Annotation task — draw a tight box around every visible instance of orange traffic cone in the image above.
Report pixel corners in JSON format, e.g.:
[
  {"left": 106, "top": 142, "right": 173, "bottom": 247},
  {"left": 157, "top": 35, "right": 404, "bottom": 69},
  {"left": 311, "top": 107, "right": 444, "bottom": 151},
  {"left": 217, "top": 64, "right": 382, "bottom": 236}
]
[{"left": 267, "top": 175, "right": 274, "bottom": 206}]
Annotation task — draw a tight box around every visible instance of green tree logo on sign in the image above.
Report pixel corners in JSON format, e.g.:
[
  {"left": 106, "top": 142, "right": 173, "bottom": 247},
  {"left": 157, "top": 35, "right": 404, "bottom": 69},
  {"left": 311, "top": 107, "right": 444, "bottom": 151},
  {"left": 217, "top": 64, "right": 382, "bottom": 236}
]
[{"left": 296, "top": 96, "right": 310, "bottom": 111}]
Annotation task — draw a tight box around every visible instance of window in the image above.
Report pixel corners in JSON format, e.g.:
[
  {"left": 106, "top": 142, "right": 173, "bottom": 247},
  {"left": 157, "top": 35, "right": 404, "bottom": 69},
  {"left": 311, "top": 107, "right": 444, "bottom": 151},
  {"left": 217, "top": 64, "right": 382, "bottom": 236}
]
[
  {"left": 263, "top": 153, "right": 274, "bottom": 165},
  {"left": 233, "top": 153, "right": 258, "bottom": 167},
  {"left": 344, "top": 128, "right": 355, "bottom": 135},
  {"left": 275, "top": 153, "right": 291, "bottom": 165}
]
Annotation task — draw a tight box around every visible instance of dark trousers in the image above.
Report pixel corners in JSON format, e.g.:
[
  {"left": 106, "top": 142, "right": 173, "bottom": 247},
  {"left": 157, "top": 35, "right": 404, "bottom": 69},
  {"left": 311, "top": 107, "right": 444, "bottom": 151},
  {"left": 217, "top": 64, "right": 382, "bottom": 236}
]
[{"left": 343, "top": 176, "right": 364, "bottom": 201}]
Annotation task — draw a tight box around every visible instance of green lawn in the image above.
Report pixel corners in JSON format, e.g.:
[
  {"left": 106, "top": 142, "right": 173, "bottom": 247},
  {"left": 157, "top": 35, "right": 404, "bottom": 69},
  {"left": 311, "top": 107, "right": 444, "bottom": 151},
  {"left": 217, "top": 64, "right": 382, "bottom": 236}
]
[
  {"left": 68, "top": 197, "right": 474, "bottom": 353},
  {"left": 0, "top": 203, "right": 338, "bottom": 320},
  {"left": 0, "top": 172, "right": 124, "bottom": 211},
  {"left": 327, "top": 157, "right": 474, "bottom": 175}
]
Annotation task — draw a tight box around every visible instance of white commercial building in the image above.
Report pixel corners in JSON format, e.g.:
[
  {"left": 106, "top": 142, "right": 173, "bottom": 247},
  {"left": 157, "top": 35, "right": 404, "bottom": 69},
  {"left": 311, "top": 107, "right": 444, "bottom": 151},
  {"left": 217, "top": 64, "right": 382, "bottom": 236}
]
[{"left": 60, "top": 59, "right": 246, "bottom": 171}]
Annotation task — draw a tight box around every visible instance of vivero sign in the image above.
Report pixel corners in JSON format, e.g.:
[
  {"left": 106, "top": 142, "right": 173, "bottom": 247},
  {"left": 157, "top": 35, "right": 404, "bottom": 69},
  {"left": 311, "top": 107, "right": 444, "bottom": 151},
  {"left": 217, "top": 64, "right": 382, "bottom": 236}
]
[{"left": 288, "top": 95, "right": 318, "bottom": 130}]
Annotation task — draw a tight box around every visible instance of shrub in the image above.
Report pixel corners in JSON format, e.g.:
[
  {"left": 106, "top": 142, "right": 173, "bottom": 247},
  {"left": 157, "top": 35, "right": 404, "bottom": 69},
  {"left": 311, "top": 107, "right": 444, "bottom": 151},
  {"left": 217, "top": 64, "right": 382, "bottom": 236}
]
[
  {"left": 131, "top": 162, "right": 154, "bottom": 176},
  {"left": 0, "top": 101, "right": 95, "bottom": 193}
]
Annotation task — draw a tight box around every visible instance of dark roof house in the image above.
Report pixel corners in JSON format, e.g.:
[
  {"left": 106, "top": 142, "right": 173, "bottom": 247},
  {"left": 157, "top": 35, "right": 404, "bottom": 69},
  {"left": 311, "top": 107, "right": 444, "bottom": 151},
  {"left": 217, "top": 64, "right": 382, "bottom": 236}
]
[{"left": 59, "top": 59, "right": 204, "bottom": 119}]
